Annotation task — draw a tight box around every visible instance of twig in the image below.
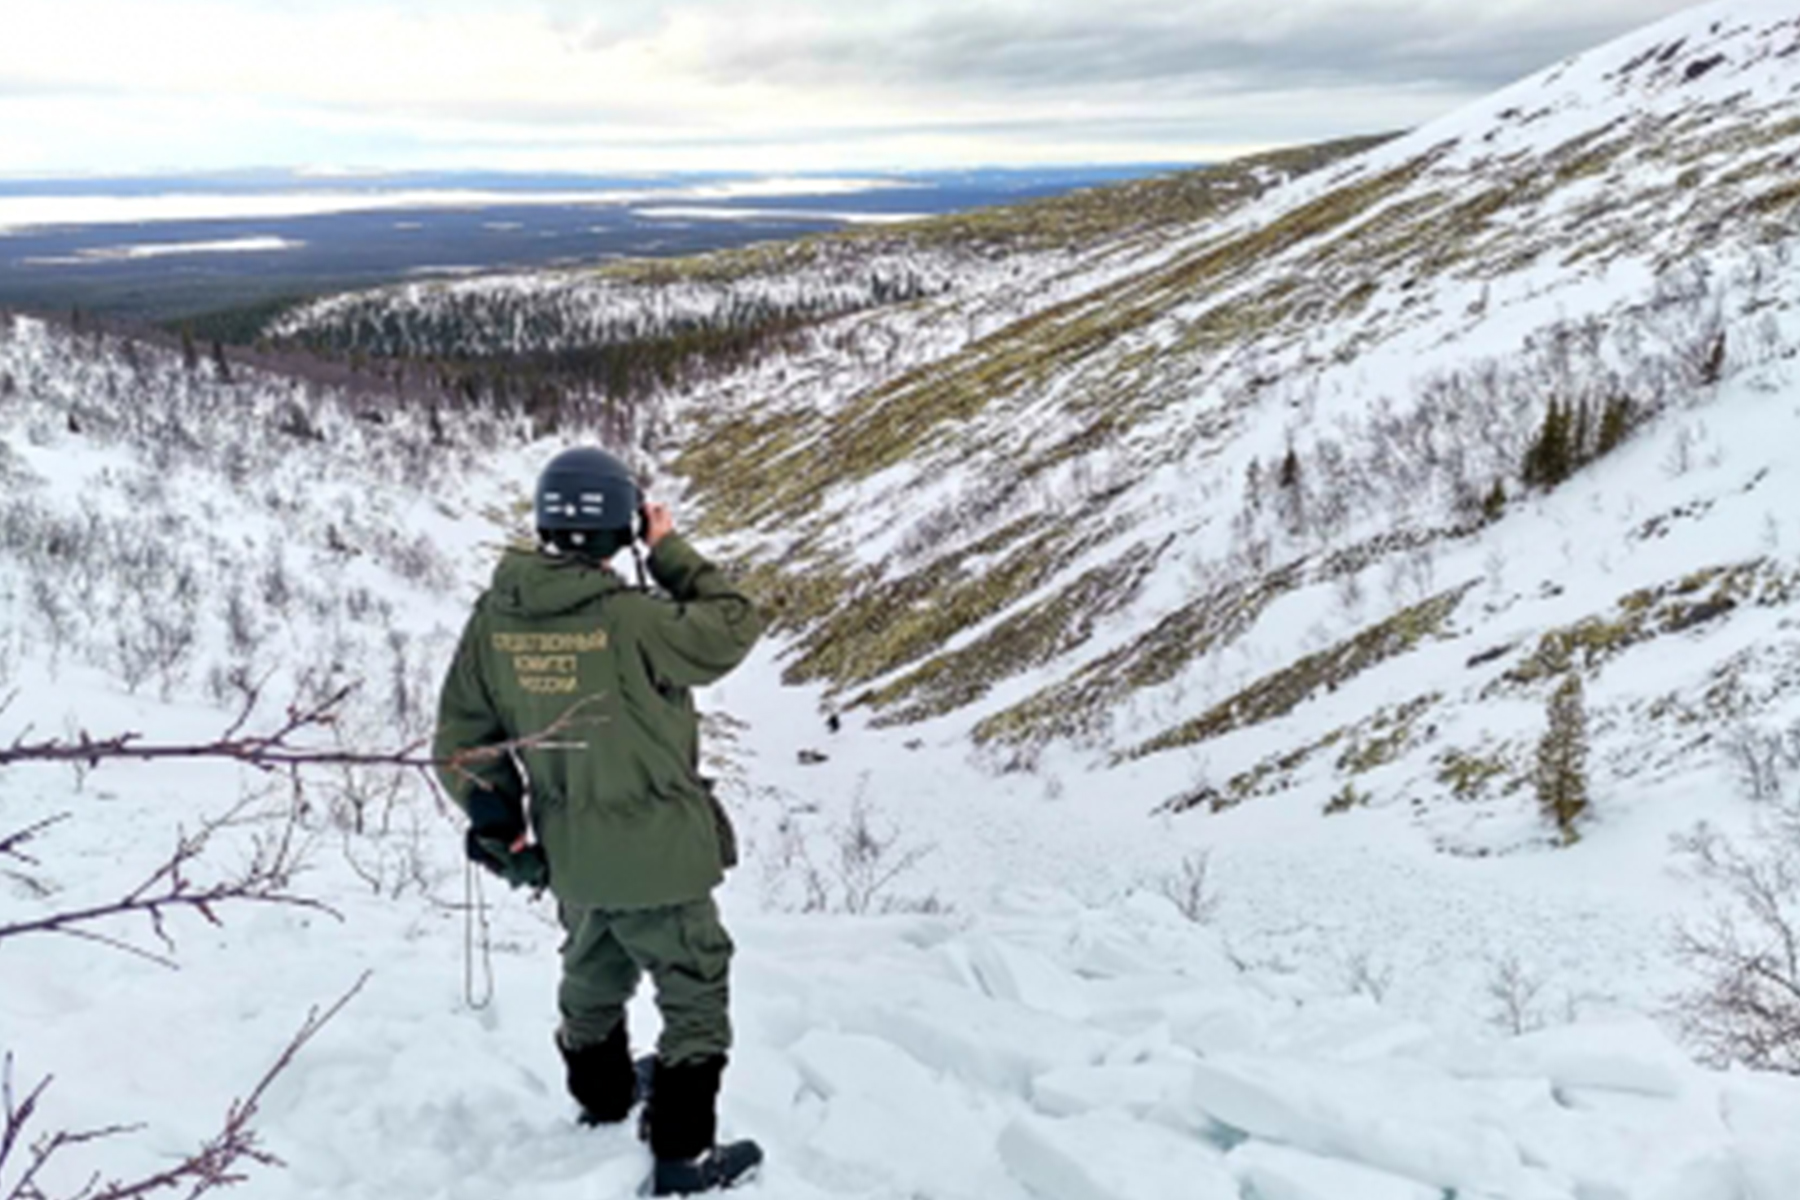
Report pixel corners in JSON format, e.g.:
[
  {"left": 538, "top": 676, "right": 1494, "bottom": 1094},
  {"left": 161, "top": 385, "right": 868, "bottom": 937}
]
[
  {"left": 0, "top": 692, "right": 602, "bottom": 791},
  {"left": 0, "top": 975, "right": 371, "bottom": 1200},
  {"left": 0, "top": 816, "right": 68, "bottom": 867},
  {"left": 0, "top": 802, "right": 336, "bottom": 965}
]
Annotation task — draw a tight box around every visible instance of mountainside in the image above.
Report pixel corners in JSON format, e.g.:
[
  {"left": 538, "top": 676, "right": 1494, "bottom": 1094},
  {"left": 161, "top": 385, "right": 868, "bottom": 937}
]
[{"left": 279, "top": 1, "right": 1800, "bottom": 837}]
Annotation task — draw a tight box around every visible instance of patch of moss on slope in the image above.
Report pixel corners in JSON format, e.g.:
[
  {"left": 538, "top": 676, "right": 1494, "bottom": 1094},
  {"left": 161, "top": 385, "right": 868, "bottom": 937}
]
[
  {"left": 1494, "top": 559, "right": 1797, "bottom": 689},
  {"left": 852, "top": 536, "right": 1174, "bottom": 724},
  {"left": 779, "top": 514, "right": 1126, "bottom": 692},
  {"left": 973, "top": 561, "right": 1311, "bottom": 749},
  {"left": 1159, "top": 691, "right": 1441, "bottom": 815},
  {"left": 1123, "top": 581, "right": 1477, "bottom": 761},
  {"left": 848, "top": 134, "right": 1404, "bottom": 253}
]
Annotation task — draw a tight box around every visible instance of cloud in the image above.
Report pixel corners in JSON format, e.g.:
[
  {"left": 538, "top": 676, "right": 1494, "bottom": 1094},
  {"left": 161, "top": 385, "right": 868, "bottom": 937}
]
[
  {"left": 0, "top": 0, "right": 1705, "bottom": 173},
  {"left": 681, "top": 0, "right": 1699, "bottom": 95}
]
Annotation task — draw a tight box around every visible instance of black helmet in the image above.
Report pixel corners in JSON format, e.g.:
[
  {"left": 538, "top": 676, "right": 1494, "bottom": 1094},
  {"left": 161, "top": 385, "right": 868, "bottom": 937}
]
[{"left": 535, "top": 448, "right": 639, "bottom": 556}]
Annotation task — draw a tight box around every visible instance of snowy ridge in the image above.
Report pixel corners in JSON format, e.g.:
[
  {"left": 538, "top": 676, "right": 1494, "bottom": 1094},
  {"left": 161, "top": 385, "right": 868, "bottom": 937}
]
[
  {"left": 267, "top": 139, "right": 1375, "bottom": 375},
  {"left": 629, "top": 0, "right": 1800, "bottom": 819},
  {"left": 269, "top": 241, "right": 973, "bottom": 360}
]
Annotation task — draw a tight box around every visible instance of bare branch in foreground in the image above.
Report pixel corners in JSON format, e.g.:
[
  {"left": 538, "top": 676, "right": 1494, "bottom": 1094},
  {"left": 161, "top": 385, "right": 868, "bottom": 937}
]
[
  {"left": 1, "top": 973, "right": 371, "bottom": 1200},
  {"left": 0, "top": 817, "right": 69, "bottom": 867},
  {"left": 0, "top": 801, "right": 332, "bottom": 968},
  {"left": 0, "top": 688, "right": 601, "bottom": 791}
]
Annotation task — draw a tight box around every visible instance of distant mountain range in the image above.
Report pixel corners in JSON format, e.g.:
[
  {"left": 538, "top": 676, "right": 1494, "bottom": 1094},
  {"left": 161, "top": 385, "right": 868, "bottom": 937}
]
[{"left": 0, "top": 165, "right": 1202, "bottom": 322}]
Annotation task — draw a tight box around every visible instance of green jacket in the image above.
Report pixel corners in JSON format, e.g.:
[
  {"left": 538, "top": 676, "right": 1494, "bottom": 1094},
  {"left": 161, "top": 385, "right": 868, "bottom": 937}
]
[{"left": 433, "top": 534, "right": 762, "bottom": 909}]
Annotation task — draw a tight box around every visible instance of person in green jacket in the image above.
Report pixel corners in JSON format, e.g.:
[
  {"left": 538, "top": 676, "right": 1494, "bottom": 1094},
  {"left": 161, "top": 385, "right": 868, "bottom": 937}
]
[{"left": 433, "top": 446, "right": 764, "bottom": 1196}]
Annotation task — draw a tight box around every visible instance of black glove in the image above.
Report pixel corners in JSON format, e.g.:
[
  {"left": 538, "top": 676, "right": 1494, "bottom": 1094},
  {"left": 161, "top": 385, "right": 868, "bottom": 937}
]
[{"left": 466, "top": 828, "right": 551, "bottom": 891}]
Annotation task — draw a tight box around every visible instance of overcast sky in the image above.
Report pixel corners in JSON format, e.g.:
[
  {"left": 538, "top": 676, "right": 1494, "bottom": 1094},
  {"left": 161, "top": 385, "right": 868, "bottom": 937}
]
[{"left": 0, "top": 0, "right": 1700, "bottom": 177}]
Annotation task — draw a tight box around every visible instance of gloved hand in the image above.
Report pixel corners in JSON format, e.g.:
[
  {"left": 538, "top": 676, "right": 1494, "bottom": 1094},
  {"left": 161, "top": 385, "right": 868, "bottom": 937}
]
[{"left": 466, "top": 828, "right": 551, "bottom": 891}]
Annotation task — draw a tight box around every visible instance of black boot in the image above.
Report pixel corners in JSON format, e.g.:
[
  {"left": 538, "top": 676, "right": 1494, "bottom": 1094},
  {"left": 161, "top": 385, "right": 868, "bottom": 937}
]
[
  {"left": 556, "top": 1022, "right": 637, "bottom": 1126},
  {"left": 645, "top": 1056, "right": 763, "bottom": 1195},
  {"left": 650, "top": 1142, "right": 763, "bottom": 1196}
]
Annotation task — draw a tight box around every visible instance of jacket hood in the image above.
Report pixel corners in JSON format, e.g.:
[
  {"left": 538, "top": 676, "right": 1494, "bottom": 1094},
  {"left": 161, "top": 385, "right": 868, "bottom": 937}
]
[{"left": 486, "top": 547, "right": 626, "bottom": 618}]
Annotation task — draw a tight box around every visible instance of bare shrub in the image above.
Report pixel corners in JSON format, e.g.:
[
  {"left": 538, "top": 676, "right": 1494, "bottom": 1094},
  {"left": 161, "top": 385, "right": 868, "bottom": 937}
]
[
  {"left": 1671, "top": 808, "right": 1800, "bottom": 1073},
  {"left": 757, "top": 782, "right": 938, "bottom": 915},
  {"left": 1341, "top": 947, "right": 1395, "bottom": 1004},
  {"left": 831, "top": 789, "right": 938, "bottom": 915},
  {"left": 1722, "top": 721, "right": 1792, "bottom": 803},
  {"left": 1153, "top": 849, "right": 1221, "bottom": 924},
  {"left": 1487, "top": 953, "right": 1550, "bottom": 1035}
]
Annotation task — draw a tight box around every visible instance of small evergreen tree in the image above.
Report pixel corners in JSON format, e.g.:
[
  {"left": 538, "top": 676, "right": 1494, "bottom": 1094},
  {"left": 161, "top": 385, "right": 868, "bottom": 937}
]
[
  {"left": 1596, "top": 395, "right": 1633, "bottom": 457},
  {"left": 1699, "top": 331, "right": 1726, "bottom": 387},
  {"left": 1535, "top": 674, "right": 1590, "bottom": 846},
  {"left": 180, "top": 327, "right": 200, "bottom": 374},
  {"left": 1523, "top": 400, "right": 1573, "bottom": 489},
  {"left": 211, "top": 339, "right": 232, "bottom": 384},
  {"left": 1482, "top": 478, "right": 1507, "bottom": 523},
  {"left": 1278, "top": 445, "right": 1301, "bottom": 490}
]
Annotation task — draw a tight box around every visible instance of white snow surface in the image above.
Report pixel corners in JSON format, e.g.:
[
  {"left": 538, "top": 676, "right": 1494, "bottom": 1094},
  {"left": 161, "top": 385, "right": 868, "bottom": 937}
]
[
  {"left": 22, "top": 236, "right": 307, "bottom": 265},
  {"left": 8, "top": 3, "right": 1800, "bottom": 1198},
  {"left": 0, "top": 178, "right": 918, "bottom": 233}
]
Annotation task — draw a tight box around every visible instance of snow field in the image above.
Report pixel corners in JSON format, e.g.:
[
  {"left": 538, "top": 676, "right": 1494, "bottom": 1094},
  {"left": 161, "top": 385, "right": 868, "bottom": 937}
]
[{"left": 13, "top": 782, "right": 1798, "bottom": 1200}]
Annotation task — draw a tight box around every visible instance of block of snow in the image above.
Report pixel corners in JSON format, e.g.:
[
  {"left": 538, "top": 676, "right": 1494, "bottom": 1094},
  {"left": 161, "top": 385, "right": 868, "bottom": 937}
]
[
  {"left": 1031, "top": 1063, "right": 1194, "bottom": 1119},
  {"left": 965, "top": 933, "right": 1092, "bottom": 1019},
  {"left": 999, "top": 1110, "right": 1238, "bottom": 1200},
  {"left": 1504, "top": 1019, "right": 1696, "bottom": 1098},
  {"left": 1063, "top": 907, "right": 1239, "bottom": 986},
  {"left": 1100, "top": 1020, "right": 1177, "bottom": 1068},
  {"left": 840, "top": 983, "right": 1111, "bottom": 1095},
  {"left": 791, "top": 1029, "right": 941, "bottom": 1101},
  {"left": 1263, "top": 995, "right": 1434, "bottom": 1063},
  {"left": 1228, "top": 1140, "right": 1443, "bottom": 1200},
  {"left": 789, "top": 1030, "right": 1008, "bottom": 1191},
  {"left": 1189, "top": 1054, "right": 1527, "bottom": 1195},
  {"left": 1166, "top": 993, "right": 1270, "bottom": 1056}
]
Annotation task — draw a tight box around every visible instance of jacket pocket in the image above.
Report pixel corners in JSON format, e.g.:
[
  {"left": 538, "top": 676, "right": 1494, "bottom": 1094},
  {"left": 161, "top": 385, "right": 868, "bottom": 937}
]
[{"left": 701, "top": 777, "right": 739, "bottom": 870}]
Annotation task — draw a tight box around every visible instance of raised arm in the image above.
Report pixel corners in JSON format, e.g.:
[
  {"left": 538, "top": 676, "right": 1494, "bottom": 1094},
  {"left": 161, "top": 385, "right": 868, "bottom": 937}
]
[{"left": 635, "top": 507, "right": 763, "bottom": 689}]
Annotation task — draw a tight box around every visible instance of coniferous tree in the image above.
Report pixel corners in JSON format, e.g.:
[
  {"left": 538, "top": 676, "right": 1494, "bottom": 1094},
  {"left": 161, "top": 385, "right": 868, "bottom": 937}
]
[
  {"left": 180, "top": 327, "right": 200, "bottom": 374},
  {"left": 1700, "top": 332, "right": 1727, "bottom": 387},
  {"left": 211, "top": 340, "right": 232, "bottom": 384},
  {"left": 1596, "top": 395, "right": 1634, "bottom": 457},
  {"left": 1483, "top": 479, "right": 1507, "bottom": 523},
  {"left": 1535, "top": 674, "right": 1590, "bottom": 846},
  {"left": 1523, "top": 400, "right": 1572, "bottom": 489},
  {"left": 1278, "top": 445, "right": 1301, "bottom": 490}
]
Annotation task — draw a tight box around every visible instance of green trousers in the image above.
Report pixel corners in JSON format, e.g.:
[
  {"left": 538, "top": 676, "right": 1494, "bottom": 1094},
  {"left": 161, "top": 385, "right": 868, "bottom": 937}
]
[{"left": 556, "top": 895, "right": 734, "bottom": 1065}]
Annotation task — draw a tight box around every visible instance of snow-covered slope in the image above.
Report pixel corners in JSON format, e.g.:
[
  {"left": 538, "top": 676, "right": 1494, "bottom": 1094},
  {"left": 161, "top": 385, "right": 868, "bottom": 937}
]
[{"left": 7, "top": 3, "right": 1800, "bottom": 1198}]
